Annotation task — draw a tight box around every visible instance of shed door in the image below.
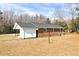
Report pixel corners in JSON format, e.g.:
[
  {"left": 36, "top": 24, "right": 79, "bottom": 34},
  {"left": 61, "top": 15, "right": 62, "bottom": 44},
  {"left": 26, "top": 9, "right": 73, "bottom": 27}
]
[{"left": 36, "top": 30, "right": 38, "bottom": 38}]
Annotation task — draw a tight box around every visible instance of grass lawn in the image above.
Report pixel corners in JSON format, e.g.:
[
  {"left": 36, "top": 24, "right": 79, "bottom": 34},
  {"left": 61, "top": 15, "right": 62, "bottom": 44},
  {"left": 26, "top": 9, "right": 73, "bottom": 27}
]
[{"left": 0, "top": 33, "right": 79, "bottom": 56}]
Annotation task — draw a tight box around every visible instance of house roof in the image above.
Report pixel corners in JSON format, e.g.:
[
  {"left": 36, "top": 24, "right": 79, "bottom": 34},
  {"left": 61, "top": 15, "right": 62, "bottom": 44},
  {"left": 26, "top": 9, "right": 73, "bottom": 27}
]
[{"left": 17, "top": 22, "right": 63, "bottom": 29}]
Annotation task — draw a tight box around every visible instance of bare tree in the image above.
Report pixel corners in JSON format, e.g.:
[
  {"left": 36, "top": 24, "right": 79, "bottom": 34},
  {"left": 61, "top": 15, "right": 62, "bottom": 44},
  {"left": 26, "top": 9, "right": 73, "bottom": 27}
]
[
  {"left": 53, "top": 8, "right": 65, "bottom": 22},
  {"left": 0, "top": 10, "right": 4, "bottom": 33},
  {"left": 31, "top": 14, "right": 48, "bottom": 23},
  {"left": 1, "top": 9, "right": 15, "bottom": 33}
]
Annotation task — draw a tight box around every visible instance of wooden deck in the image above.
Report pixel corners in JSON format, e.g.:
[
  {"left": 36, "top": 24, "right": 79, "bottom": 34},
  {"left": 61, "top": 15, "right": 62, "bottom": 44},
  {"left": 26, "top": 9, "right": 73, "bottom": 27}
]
[{"left": 38, "top": 32, "right": 64, "bottom": 37}]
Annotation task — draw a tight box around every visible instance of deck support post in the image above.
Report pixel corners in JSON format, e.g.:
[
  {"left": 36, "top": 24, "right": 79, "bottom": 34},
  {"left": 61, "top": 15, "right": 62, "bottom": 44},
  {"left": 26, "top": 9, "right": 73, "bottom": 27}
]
[
  {"left": 53, "top": 28, "right": 54, "bottom": 36},
  {"left": 60, "top": 28, "right": 62, "bottom": 36},
  {"left": 47, "top": 28, "right": 51, "bottom": 43}
]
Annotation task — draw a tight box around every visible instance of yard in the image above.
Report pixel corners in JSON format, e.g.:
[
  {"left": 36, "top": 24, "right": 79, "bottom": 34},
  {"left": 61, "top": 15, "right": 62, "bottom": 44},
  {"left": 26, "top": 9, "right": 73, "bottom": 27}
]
[{"left": 0, "top": 33, "right": 79, "bottom": 56}]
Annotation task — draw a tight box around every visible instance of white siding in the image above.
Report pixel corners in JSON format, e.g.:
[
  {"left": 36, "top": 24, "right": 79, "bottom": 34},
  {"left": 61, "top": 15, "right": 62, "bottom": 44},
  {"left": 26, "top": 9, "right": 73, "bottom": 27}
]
[
  {"left": 20, "top": 28, "right": 25, "bottom": 38},
  {"left": 13, "top": 23, "right": 38, "bottom": 38},
  {"left": 23, "top": 28, "right": 37, "bottom": 38},
  {"left": 20, "top": 28, "right": 38, "bottom": 38},
  {"left": 13, "top": 23, "right": 21, "bottom": 29}
]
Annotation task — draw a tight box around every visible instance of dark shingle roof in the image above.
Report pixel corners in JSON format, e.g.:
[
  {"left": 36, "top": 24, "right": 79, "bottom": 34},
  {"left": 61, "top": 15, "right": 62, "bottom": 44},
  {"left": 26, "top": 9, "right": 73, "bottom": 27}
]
[
  {"left": 32, "top": 22, "right": 63, "bottom": 28},
  {"left": 17, "top": 22, "right": 63, "bottom": 29},
  {"left": 18, "top": 23, "right": 36, "bottom": 28}
]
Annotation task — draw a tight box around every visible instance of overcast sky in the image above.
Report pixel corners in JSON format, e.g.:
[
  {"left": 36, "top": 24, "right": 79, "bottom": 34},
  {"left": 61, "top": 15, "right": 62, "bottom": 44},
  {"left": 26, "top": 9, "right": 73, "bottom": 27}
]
[{"left": 0, "top": 3, "right": 76, "bottom": 20}]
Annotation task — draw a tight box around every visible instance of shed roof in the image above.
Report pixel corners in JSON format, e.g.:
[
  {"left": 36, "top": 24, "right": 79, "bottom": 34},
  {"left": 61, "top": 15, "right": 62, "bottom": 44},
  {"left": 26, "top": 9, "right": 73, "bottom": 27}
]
[
  {"left": 18, "top": 23, "right": 36, "bottom": 28},
  {"left": 17, "top": 22, "right": 63, "bottom": 29}
]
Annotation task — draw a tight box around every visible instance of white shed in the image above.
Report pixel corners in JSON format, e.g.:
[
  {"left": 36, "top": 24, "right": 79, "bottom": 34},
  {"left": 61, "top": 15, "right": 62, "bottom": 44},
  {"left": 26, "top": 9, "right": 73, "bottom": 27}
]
[
  {"left": 13, "top": 22, "right": 38, "bottom": 38},
  {"left": 13, "top": 22, "right": 63, "bottom": 39}
]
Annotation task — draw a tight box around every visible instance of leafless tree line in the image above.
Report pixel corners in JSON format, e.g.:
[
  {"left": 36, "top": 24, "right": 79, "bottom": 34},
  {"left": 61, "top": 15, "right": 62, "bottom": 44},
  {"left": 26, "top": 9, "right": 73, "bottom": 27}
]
[
  {"left": 0, "top": 9, "right": 50, "bottom": 34},
  {"left": 0, "top": 3, "right": 79, "bottom": 34}
]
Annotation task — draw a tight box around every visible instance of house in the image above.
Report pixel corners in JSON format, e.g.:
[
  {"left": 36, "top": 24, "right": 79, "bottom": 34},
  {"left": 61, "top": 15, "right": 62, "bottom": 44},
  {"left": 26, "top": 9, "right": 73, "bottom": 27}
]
[{"left": 13, "top": 22, "right": 63, "bottom": 39}]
